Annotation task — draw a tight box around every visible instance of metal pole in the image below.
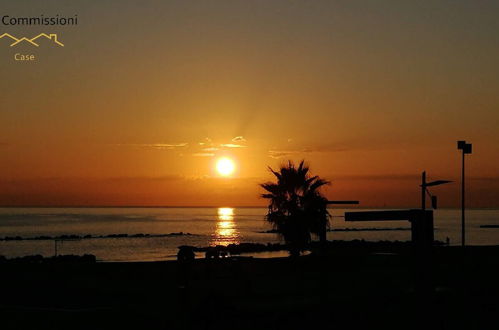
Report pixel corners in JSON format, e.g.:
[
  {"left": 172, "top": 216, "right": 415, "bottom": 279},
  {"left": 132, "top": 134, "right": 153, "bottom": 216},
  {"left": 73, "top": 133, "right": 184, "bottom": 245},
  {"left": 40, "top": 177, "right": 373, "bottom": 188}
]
[
  {"left": 461, "top": 150, "right": 465, "bottom": 247},
  {"left": 421, "top": 171, "right": 426, "bottom": 211}
]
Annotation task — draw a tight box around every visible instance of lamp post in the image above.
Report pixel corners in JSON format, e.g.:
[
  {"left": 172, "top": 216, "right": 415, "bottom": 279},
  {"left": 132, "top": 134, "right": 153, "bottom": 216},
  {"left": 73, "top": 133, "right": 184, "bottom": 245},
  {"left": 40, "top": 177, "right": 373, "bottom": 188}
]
[{"left": 457, "top": 140, "right": 472, "bottom": 247}]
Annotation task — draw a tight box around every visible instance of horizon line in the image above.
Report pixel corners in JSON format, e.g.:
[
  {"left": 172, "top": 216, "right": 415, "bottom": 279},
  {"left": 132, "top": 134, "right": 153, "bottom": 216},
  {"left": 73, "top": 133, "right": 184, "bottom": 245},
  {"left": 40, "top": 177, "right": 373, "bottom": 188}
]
[{"left": 0, "top": 205, "right": 498, "bottom": 210}]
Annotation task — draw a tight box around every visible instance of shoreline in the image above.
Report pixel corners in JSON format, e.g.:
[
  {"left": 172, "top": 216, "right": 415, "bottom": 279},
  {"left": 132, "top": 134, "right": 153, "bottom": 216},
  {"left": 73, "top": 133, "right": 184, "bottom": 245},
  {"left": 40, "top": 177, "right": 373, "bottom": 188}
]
[{"left": 0, "top": 239, "right": 477, "bottom": 264}]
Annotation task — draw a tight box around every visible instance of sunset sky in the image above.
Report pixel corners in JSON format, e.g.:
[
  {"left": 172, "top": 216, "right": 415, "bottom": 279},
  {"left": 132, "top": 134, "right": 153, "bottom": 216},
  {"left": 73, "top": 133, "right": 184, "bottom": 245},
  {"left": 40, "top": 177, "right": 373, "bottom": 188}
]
[{"left": 1, "top": 1, "right": 499, "bottom": 207}]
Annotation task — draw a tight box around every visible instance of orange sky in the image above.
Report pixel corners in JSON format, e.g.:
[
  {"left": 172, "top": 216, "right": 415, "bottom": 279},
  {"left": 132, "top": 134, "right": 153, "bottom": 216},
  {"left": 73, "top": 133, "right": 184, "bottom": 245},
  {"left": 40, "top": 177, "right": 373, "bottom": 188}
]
[{"left": 1, "top": 1, "right": 499, "bottom": 207}]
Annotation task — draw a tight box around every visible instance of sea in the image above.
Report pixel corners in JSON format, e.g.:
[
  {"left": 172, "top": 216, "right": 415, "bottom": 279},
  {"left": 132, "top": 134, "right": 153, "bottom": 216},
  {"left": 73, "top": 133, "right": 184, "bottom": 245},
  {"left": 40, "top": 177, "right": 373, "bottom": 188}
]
[{"left": 1, "top": 207, "right": 498, "bottom": 262}]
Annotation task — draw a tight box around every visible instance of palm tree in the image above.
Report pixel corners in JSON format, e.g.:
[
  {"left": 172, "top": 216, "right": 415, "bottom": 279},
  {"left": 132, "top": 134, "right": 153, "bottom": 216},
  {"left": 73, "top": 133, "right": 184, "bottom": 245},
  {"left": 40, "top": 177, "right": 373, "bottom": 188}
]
[{"left": 261, "top": 160, "right": 331, "bottom": 256}]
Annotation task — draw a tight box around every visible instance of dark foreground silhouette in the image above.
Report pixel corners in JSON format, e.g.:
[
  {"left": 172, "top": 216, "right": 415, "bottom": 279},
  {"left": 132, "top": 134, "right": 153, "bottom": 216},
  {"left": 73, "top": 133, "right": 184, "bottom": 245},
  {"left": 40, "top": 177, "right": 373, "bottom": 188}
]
[{"left": 1, "top": 242, "right": 499, "bottom": 330}]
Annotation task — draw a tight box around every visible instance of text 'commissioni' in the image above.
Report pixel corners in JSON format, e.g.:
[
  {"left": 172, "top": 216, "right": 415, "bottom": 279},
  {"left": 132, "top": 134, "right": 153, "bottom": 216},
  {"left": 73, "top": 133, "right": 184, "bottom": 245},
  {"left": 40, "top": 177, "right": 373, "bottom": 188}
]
[{"left": 2, "top": 15, "right": 78, "bottom": 26}]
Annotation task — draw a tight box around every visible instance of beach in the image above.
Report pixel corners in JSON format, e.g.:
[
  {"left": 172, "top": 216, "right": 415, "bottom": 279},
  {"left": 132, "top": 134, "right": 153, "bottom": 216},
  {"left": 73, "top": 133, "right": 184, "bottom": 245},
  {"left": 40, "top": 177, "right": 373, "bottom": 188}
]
[{"left": 2, "top": 243, "right": 499, "bottom": 330}]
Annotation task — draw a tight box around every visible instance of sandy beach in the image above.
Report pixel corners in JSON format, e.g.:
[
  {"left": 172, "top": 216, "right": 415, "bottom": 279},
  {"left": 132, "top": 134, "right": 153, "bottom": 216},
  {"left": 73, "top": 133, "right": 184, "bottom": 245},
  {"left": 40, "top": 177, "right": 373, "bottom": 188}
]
[{"left": 2, "top": 243, "right": 499, "bottom": 330}]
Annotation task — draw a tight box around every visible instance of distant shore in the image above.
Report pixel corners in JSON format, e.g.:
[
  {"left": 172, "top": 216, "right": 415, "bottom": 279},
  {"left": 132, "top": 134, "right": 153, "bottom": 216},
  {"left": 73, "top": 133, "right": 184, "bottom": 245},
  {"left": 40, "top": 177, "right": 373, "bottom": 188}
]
[{"left": 0, "top": 232, "right": 195, "bottom": 242}]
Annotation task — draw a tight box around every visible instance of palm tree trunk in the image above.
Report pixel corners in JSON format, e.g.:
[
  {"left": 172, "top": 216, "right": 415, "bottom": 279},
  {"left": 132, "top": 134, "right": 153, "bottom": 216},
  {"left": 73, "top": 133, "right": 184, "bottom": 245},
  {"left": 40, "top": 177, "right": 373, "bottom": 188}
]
[{"left": 319, "top": 224, "right": 327, "bottom": 244}]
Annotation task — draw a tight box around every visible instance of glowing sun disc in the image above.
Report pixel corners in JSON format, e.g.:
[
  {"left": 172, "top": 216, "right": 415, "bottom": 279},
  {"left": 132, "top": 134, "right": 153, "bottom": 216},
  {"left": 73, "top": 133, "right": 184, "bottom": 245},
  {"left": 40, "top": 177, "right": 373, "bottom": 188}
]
[{"left": 216, "top": 157, "right": 235, "bottom": 176}]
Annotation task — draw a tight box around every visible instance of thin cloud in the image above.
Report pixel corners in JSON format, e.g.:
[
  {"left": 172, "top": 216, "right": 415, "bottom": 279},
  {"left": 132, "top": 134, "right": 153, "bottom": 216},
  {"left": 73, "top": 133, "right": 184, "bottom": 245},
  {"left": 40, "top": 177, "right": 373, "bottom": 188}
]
[
  {"left": 116, "top": 143, "right": 188, "bottom": 150},
  {"left": 334, "top": 174, "right": 420, "bottom": 181},
  {"left": 199, "top": 138, "right": 212, "bottom": 146},
  {"left": 220, "top": 144, "right": 246, "bottom": 148},
  {"left": 232, "top": 136, "right": 246, "bottom": 142},
  {"left": 102, "top": 175, "right": 185, "bottom": 182},
  {"left": 268, "top": 149, "right": 312, "bottom": 159},
  {"left": 268, "top": 144, "right": 349, "bottom": 158},
  {"left": 192, "top": 153, "right": 215, "bottom": 157},
  {"left": 0, "top": 175, "right": 186, "bottom": 185},
  {"left": 469, "top": 176, "right": 499, "bottom": 182},
  {"left": 268, "top": 150, "right": 299, "bottom": 159}
]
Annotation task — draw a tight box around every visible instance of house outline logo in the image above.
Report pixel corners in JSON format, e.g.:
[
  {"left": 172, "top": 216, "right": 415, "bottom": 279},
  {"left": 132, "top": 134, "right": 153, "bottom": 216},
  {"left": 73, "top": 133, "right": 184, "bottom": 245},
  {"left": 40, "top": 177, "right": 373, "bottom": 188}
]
[{"left": 0, "top": 33, "right": 64, "bottom": 47}]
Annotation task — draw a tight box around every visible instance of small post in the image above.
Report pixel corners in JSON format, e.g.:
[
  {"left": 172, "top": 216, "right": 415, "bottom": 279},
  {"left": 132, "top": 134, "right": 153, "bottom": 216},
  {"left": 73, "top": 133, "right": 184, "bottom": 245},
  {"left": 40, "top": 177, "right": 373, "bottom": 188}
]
[{"left": 461, "top": 149, "right": 465, "bottom": 247}]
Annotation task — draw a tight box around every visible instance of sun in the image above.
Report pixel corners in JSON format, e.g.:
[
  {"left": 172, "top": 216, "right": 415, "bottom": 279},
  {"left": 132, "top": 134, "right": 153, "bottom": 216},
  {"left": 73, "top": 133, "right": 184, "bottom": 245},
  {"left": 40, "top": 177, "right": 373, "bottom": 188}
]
[{"left": 216, "top": 157, "right": 235, "bottom": 177}]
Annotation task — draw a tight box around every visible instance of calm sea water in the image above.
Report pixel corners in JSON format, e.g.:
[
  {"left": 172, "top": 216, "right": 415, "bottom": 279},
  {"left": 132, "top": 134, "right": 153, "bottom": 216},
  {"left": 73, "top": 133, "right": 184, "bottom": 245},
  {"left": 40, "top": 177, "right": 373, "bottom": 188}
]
[{"left": 0, "top": 207, "right": 498, "bottom": 261}]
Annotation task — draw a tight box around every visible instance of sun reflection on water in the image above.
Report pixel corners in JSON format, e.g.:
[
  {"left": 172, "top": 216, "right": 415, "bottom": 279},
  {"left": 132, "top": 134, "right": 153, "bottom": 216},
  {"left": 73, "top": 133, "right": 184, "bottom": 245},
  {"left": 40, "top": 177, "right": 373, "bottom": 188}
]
[{"left": 211, "top": 207, "right": 240, "bottom": 246}]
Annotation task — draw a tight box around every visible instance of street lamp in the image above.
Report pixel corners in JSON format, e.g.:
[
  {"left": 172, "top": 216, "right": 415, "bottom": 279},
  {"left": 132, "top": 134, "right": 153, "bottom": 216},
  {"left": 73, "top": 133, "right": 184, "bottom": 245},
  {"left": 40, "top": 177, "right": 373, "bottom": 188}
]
[{"left": 457, "top": 140, "right": 472, "bottom": 247}]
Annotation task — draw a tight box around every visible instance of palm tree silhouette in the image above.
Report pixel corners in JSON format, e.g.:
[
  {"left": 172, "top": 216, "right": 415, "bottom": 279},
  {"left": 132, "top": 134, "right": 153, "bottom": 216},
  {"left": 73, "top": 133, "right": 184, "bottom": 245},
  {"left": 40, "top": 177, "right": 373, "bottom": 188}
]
[{"left": 261, "top": 160, "right": 331, "bottom": 256}]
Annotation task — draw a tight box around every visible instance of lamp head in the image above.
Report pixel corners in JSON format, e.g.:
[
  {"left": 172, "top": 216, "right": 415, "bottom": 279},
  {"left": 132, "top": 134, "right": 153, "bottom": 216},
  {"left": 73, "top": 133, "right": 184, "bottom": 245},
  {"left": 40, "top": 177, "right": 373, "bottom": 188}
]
[
  {"left": 458, "top": 140, "right": 472, "bottom": 154},
  {"left": 464, "top": 143, "right": 472, "bottom": 154}
]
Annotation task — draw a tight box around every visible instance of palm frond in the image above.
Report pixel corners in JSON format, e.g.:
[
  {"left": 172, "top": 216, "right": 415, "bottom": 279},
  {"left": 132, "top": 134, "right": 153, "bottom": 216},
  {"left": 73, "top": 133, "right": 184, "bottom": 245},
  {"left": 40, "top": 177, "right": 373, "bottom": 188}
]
[{"left": 260, "top": 159, "right": 331, "bottom": 246}]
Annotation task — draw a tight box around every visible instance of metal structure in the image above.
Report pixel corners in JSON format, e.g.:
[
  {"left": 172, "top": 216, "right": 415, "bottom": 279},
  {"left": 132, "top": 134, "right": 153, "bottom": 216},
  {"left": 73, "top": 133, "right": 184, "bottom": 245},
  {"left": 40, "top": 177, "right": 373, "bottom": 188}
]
[
  {"left": 345, "top": 209, "right": 434, "bottom": 249},
  {"left": 420, "top": 171, "right": 452, "bottom": 211},
  {"left": 457, "top": 140, "right": 472, "bottom": 247},
  {"left": 325, "top": 200, "right": 360, "bottom": 242},
  {"left": 326, "top": 201, "right": 360, "bottom": 205}
]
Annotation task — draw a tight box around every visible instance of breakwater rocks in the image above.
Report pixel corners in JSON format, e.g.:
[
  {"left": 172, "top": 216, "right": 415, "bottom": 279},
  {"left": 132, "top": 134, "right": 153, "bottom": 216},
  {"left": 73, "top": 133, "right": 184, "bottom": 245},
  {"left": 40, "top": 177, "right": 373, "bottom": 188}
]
[
  {"left": 178, "top": 239, "right": 438, "bottom": 259},
  {"left": 0, "top": 232, "right": 195, "bottom": 241},
  {"left": 0, "top": 254, "right": 96, "bottom": 264},
  {"left": 179, "top": 242, "right": 290, "bottom": 256}
]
